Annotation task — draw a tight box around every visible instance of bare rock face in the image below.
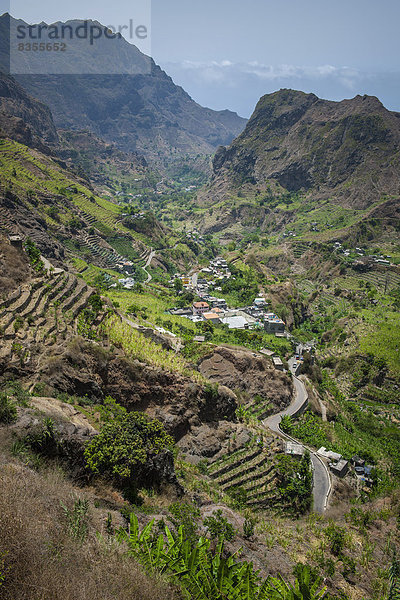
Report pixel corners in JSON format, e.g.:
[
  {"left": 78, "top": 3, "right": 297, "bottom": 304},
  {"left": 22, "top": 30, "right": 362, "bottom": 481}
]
[
  {"left": 178, "top": 421, "right": 252, "bottom": 462},
  {"left": 0, "top": 71, "right": 58, "bottom": 150},
  {"left": 198, "top": 346, "right": 293, "bottom": 411},
  {"left": 143, "top": 449, "right": 183, "bottom": 496}
]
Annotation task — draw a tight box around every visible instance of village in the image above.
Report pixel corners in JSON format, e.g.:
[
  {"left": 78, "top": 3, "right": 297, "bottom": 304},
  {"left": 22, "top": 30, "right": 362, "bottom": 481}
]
[
  {"left": 332, "top": 241, "right": 393, "bottom": 267},
  {"left": 168, "top": 257, "right": 286, "bottom": 336}
]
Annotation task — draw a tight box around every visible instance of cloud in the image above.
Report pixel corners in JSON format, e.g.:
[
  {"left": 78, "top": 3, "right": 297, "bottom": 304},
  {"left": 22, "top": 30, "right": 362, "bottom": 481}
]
[
  {"left": 159, "top": 59, "right": 400, "bottom": 117},
  {"left": 167, "top": 60, "right": 362, "bottom": 83}
]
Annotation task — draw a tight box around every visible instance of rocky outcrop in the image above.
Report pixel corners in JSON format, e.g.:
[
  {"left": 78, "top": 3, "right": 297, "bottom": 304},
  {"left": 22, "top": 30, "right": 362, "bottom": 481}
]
[
  {"left": 179, "top": 421, "right": 252, "bottom": 462},
  {"left": 34, "top": 338, "right": 238, "bottom": 458},
  {"left": 12, "top": 399, "right": 97, "bottom": 479},
  {"left": 143, "top": 449, "right": 183, "bottom": 495},
  {"left": 198, "top": 346, "right": 293, "bottom": 411}
]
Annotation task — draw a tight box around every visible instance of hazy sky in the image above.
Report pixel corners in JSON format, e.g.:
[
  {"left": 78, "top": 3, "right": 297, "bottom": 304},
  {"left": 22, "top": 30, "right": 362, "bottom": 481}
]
[{"left": 3, "top": 0, "right": 400, "bottom": 116}]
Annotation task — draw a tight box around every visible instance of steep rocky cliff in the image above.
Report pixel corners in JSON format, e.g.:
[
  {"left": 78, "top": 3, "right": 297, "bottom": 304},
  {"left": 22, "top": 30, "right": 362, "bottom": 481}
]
[
  {"left": 206, "top": 89, "right": 400, "bottom": 209},
  {"left": 0, "top": 71, "right": 58, "bottom": 151}
]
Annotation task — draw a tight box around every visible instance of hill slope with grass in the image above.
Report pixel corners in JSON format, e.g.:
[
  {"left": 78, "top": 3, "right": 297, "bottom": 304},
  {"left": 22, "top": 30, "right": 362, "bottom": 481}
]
[{"left": 0, "top": 57, "right": 400, "bottom": 600}]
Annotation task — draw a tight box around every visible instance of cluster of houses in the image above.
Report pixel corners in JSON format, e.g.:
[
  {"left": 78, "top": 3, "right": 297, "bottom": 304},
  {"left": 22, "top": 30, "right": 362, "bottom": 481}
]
[
  {"left": 117, "top": 276, "right": 136, "bottom": 290},
  {"left": 184, "top": 229, "right": 205, "bottom": 244},
  {"left": 115, "top": 259, "right": 136, "bottom": 274},
  {"left": 121, "top": 211, "right": 146, "bottom": 220},
  {"left": 285, "top": 442, "right": 375, "bottom": 488},
  {"left": 170, "top": 294, "right": 286, "bottom": 335},
  {"left": 333, "top": 242, "right": 392, "bottom": 267},
  {"left": 168, "top": 258, "right": 286, "bottom": 334},
  {"left": 317, "top": 447, "right": 375, "bottom": 485},
  {"left": 169, "top": 257, "right": 232, "bottom": 293}
]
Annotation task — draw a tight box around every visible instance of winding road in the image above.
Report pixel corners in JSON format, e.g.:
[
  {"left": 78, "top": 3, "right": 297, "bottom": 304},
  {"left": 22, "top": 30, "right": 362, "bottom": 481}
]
[
  {"left": 142, "top": 248, "right": 156, "bottom": 283},
  {"left": 263, "top": 362, "right": 331, "bottom": 514}
]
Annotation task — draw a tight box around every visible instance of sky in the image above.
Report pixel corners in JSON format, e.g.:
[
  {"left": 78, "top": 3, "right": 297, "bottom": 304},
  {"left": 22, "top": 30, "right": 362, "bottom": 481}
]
[{"left": 3, "top": 0, "right": 400, "bottom": 117}]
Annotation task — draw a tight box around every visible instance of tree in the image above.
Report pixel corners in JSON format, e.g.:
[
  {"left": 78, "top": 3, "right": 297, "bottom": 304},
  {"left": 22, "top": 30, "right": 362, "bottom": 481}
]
[
  {"left": 84, "top": 411, "right": 174, "bottom": 495},
  {"left": 24, "top": 238, "right": 43, "bottom": 272},
  {"left": 174, "top": 277, "right": 183, "bottom": 293},
  {"left": 280, "top": 415, "right": 293, "bottom": 434},
  {"left": 276, "top": 451, "right": 312, "bottom": 515}
]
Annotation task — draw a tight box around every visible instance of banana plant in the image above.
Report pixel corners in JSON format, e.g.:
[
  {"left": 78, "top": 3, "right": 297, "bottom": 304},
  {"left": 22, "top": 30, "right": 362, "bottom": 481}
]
[
  {"left": 388, "top": 554, "right": 400, "bottom": 600},
  {"left": 118, "top": 514, "right": 327, "bottom": 600},
  {"left": 265, "top": 565, "right": 327, "bottom": 600}
]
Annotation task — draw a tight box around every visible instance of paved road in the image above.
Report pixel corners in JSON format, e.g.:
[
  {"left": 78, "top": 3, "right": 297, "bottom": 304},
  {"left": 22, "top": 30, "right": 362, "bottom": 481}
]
[
  {"left": 142, "top": 248, "right": 155, "bottom": 283},
  {"left": 263, "top": 367, "right": 331, "bottom": 514},
  {"left": 191, "top": 271, "right": 198, "bottom": 289}
]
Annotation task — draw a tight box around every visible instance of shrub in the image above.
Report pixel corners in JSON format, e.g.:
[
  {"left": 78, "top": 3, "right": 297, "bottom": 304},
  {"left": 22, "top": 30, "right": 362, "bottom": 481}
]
[
  {"left": 203, "top": 382, "right": 219, "bottom": 402},
  {"left": 169, "top": 501, "right": 200, "bottom": 544},
  {"left": 61, "top": 499, "right": 89, "bottom": 542},
  {"left": 25, "top": 418, "right": 58, "bottom": 457},
  {"left": 275, "top": 451, "right": 313, "bottom": 515},
  {"left": 13, "top": 316, "right": 24, "bottom": 332},
  {"left": 227, "top": 486, "right": 248, "bottom": 509},
  {"left": 324, "top": 523, "right": 347, "bottom": 557},
  {"left": 0, "top": 393, "right": 17, "bottom": 424},
  {"left": 243, "top": 516, "right": 256, "bottom": 539},
  {"left": 203, "top": 509, "right": 235, "bottom": 542},
  {"left": 24, "top": 238, "right": 43, "bottom": 272}
]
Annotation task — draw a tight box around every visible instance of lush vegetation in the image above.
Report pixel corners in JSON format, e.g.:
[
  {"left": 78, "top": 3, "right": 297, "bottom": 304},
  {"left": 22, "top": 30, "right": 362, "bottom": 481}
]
[
  {"left": 24, "top": 238, "right": 44, "bottom": 272},
  {"left": 282, "top": 404, "right": 400, "bottom": 493},
  {"left": 275, "top": 451, "right": 313, "bottom": 515},
  {"left": 118, "top": 513, "right": 328, "bottom": 600},
  {"left": 84, "top": 409, "right": 174, "bottom": 497},
  {"left": 104, "top": 315, "right": 206, "bottom": 383}
]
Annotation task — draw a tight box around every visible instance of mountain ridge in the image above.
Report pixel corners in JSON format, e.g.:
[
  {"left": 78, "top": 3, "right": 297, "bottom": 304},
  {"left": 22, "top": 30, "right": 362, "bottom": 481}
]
[
  {"left": 206, "top": 88, "right": 400, "bottom": 209},
  {"left": 0, "top": 14, "right": 246, "bottom": 164}
]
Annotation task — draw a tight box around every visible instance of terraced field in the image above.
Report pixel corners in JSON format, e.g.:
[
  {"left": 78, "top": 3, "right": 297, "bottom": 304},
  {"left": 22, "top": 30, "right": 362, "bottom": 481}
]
[
  {"left": 291, "top": 241, "right": 311, "bottom": 258},
  {"left": 0, "top": 139, "right": 151, "bottom": 266},
  {"left": 207, "top": 436, "right": 282, "bottom": 509},
  {"left": 70, "top": 194, "right": 130, "bottom": 235},
  {"left": 244, "top": 395, "right": 273, "bottom": 421},
  {"left": 0, "top": 266, "right": 95, "bottom": 362}
]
